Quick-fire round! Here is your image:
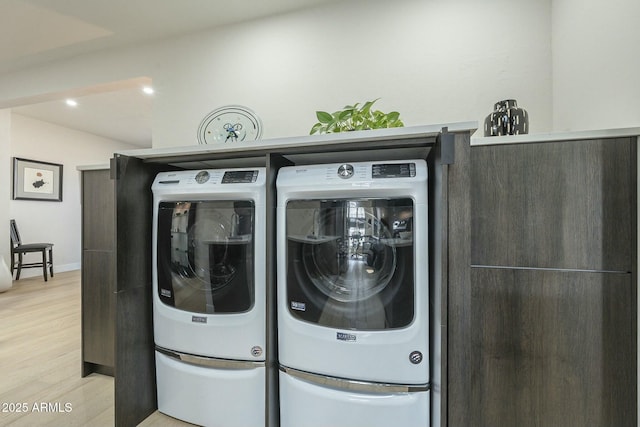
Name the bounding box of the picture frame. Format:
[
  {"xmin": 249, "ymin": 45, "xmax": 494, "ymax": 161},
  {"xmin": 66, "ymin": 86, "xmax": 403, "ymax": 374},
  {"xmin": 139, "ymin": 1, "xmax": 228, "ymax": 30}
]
[{"xmin": 12, "ymin": 157, "xmax": 63, "ymax": 202}]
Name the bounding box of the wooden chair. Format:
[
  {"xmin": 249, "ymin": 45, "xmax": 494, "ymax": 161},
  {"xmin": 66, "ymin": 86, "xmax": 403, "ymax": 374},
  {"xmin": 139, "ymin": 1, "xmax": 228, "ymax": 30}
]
[{"xmin": 9, "ymin": 219, "xmax": 54, "ymax": 281}]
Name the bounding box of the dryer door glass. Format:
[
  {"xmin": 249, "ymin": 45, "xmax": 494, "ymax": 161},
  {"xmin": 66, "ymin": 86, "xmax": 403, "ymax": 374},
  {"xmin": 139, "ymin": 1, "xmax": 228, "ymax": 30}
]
[
  {"xmin": 157, "ymin": 200, "xmax": 254, "ymax": 314},
  {"xmin": 286, "ymin": 198, "xmax": 414, "ymax": 330}
]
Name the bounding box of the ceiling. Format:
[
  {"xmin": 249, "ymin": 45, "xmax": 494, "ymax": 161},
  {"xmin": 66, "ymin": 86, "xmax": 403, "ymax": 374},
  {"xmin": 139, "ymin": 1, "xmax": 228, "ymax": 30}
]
[{"xmin": 3, "ymin": 0, "xmax": 343, "ymax": 147}]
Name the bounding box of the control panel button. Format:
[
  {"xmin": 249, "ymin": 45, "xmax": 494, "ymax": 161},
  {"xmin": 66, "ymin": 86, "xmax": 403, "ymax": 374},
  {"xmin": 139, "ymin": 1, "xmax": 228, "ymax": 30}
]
[{"xmin": 337, "ymin": 164, "xmax": 354, "ymax": 179}]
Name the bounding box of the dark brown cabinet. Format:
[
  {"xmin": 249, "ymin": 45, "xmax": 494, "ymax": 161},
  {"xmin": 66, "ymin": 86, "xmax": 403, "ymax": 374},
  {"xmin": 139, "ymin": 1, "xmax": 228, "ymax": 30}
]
[
  {"xmin": 81, "ymin": 162, "xmax": 160, "ymax": 425},
  {"xmin": 470, "ymin": 268, "xmax": 635, "ymax": 427},
  {"xmin": 471, "ymin": 138, "xmax": 634, "ymax": 271},
  {"xmin": 108, "ymin": 128, "xmax": 464, "ymax": 427},
  {"xmin": 81, "ymin": 168, "xmax": 116, "ymax": 377},
  {"xmin": 104, "ymin": 128, "xmax": 636, "ymax": 426},
  {"xmin": 448, "ymin": 137, "xmax": 637, "ymax": 427}
]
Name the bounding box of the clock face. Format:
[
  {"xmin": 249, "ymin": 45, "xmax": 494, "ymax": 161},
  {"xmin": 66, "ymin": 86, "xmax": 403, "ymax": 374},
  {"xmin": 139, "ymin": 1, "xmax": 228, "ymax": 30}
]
[{"xmin": 197, "ymin": 105, "xmax": 263, "ymax": 144}]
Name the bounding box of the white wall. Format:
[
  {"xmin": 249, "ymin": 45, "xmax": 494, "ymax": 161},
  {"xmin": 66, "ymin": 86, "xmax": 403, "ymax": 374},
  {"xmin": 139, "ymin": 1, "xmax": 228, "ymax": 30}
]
[
  {"xmin": 552, "ymin": 0, "xmax": 640, "ymax": 131},
  {"xmin": 8, "ymin": 114, "xmax": 138, "ymax": 278},
  {"xmin": 152, "ymin": 0, "xmax": 552, "ymax": 146},
  {"xmin": 1, "ymin": 0, "xmax": 638, "ymax": 144},
  {"xmin": 0, "ymin": 110, "xmax": 10, "ymax": 270},
  {"xmin": 0, "ymin": 0, "xmax": 551, "ymax": 283},
  {"xmin": 0, "ymin": 0, "xmax": 553, "ymax": 148},
  {"xmin": 1, "ymin": 0, "xmax": 638, "ymax": 272}
]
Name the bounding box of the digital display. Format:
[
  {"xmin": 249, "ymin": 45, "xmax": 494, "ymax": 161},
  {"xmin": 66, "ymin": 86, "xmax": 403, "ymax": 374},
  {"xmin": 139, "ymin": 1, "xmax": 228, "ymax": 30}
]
[
  {"xmin": 372, "ymin": 163, "xmax": 416, "ymax": 178},
  {"xmin": 222, "ymin": 170, "xmax": 259, "ymax": 184}
]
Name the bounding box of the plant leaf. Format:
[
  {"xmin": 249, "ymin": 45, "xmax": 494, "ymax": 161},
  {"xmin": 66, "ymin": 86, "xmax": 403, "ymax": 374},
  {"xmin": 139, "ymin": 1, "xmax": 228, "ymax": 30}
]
[
  {"xmin": 310, "ymin": 123, "xmax": 324, "ymax": 135},
  {"xmin": 313, "ymin": 99, "xmax": 403, "ymax": 132},
  {"xmin": 338, "ymin": 109, "xmax": 352, "ymax": 120},
  {"xmin": 361, "ymin": 99, "xmax": 379, "ymax": 115},
  {"xmin": 387, "ymin": 111, "xmax": 400, "ymax": 122},
  {"xmin": 330, "ymin": 122, "xmax": 344, "ymax": 133},
  {"xmin": 316, "ymin": 111, "xmax": 333, "ymax": 124}
]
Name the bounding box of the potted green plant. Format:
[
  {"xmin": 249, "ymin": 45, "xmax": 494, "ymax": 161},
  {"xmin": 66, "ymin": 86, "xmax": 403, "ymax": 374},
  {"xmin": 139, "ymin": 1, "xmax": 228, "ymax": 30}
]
[{"xmin": 310, "ymin": 99, "xmax": 404, "ymax": 134}]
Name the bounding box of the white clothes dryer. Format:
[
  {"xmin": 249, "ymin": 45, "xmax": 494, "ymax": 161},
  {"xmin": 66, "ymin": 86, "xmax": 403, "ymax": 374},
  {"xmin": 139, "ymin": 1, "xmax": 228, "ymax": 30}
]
[
  {"xmin": 152, "ymin": 168, "xmax": 266, "ymax": 427},
  {"xmin": 276, "ymin": 160, "xmax": 430, "ymax": 427}
]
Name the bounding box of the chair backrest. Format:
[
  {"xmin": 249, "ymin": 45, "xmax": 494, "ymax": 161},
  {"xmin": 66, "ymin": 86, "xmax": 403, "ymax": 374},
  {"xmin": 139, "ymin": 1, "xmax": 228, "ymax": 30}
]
[{"xmin": 10, "ymin": 219, "xmax": 21, "ymax": 247}]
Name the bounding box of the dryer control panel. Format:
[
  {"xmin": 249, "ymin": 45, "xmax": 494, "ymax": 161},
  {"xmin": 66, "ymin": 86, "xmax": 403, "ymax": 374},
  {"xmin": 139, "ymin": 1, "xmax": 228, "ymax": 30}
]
[
  {"xmin": 281, "ymin": 161, "xmax": 422, "ymax": 185},
  {"xmin": 335, "ymin": 162, "xmax": 416, "ymax": 179},
  {"xmin": 371, "ymin": 162, "xmax": 416, "ymax": 178},
  {"xmin": 153, "ymin": 169, "xmax": 262, "ymax": 188}
]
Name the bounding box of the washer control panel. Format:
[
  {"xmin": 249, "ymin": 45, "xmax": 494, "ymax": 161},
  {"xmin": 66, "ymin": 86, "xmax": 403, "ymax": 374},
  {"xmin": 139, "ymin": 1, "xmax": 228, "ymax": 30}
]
[
  {"xmin": 334, "ymin": 163, "xmax": 416, "ymax": 180},
  {"xmin": 372, "ymin": 162, "xmax": 416, "ymax": 178},
  {"xmin": 327, "ymin": 163, "xmax": 416, "ymax": 179},
  {"xmin": 278, "ymin": 160, "xmax": 424, "ymax": 186},
  {"xmin": 152, "ymin": 169, "xmax": 264, "ymax": 191}
]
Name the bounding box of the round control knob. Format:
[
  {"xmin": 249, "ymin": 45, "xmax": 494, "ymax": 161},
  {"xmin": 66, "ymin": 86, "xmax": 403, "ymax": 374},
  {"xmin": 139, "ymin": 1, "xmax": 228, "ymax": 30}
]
[
  {"xmin": 409, "ymin": 351, "xmax": 423, "ymax": 364},
  {"xmin": 195, "ymin": 171, "xmax": 210, "ymax": 184},
  {"xmin": 337, "ymin": 164, "xmax": 354, "ymax": 179}
]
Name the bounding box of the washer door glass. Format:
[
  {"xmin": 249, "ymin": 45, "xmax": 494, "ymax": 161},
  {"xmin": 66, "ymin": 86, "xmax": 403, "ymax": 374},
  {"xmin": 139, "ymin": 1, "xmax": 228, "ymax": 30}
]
[
  {"xmin": 157, "ymin": 200, "xmax": 254, "ymax": 314},
  {"xmin": 286, "ymin": 198, "xmax": 414, "ymax": 330}
]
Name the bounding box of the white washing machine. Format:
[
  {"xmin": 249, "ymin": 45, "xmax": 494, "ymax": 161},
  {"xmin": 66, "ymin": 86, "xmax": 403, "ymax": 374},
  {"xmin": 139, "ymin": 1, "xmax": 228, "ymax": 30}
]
[
  {"xmin": 276, "ymin": 160, "xmax": 430, "ymax": 427},
  {"xmin": 152, "ymin": 168, "xmax": 266, "ymax": 427}
]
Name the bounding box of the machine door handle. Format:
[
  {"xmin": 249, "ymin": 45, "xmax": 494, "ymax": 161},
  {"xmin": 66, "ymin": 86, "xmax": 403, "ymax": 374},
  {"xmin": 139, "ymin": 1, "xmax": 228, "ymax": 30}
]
[
  {"xmin": 280, "ymin": 365, "xmax": 429, "ymax": 394},
  {"xmin": 156, "ymin": 346, "xmax": 265, "ymax": 370}
]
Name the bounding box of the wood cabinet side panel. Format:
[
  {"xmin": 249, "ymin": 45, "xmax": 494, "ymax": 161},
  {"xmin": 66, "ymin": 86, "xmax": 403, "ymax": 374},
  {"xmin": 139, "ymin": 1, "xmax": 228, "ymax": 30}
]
[
  {"xmin": 81, "ymin": 250, "xmax": 116, "ymax": 367},
  {"xmin": 470, "ymin": 267, "xmax": 636, "ymax": 427},
  {"xmin": 445, "ymin": 133, "xmax": 472, "ymax": 426},
  {"xmin": 470, "ymin": 138, "xmax": 633, "ymax": 271},
  {"xmin": 82, "ymin": 169, "xmax": 115, "ymax": 250},
  {"xmin": 113, "ymin": 156, "xmax": 163, "ymax": 426}
]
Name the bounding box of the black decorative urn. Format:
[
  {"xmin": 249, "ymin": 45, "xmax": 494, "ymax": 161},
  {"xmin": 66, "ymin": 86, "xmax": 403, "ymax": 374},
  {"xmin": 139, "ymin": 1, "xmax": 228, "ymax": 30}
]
[{"xmin": 484, "ymin": 99, "xmax": 529, "ymax": 136}]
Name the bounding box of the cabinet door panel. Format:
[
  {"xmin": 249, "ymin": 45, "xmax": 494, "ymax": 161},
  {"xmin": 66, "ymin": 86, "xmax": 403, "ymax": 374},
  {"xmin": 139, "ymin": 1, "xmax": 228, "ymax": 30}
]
[
  {"xmin": 82, "ymin": 250, "xmax": 115, "ymax": 367},
  {"xmin": 468, "ymin": 267, "xmax": 636, "ymax": 427},
  {"xmin": 471, "ymin": 138, "xmax": 633, "ymax": 271},
  {"xmin": 82, "ymin": 169, "xmax": 115, "ymax": 251}
]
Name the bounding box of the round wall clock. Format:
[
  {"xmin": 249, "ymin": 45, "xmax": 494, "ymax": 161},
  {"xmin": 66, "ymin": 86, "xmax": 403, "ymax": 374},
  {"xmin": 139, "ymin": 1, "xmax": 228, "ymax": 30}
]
[{"xmin": 197, "ymin": 105, "xmax": 263, "ymax": 144}]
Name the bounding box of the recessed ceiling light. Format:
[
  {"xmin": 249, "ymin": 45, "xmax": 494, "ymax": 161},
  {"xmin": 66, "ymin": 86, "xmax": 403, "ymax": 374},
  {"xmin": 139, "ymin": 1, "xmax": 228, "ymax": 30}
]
[
  {"xmin": 65, "ymin": 99, "xmax": 78, "ymax": 107},
  {"xmin": 142, "ymin": 86, "xmax": 154, "ymax": 95}
]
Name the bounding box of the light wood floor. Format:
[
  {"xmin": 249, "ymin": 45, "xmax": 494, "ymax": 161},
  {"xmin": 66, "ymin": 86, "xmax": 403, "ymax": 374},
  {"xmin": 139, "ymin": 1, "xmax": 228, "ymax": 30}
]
[{"xmin": 0, "ymin": 270, "xmax": 192, "ymax": 427}]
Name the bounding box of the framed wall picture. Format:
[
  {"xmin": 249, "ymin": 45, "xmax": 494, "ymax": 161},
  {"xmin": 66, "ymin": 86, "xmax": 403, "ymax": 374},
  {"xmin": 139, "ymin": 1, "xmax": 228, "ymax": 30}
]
[{"xmin": 12, "ymin": 157, "xmax": 63, "ymax": 202}]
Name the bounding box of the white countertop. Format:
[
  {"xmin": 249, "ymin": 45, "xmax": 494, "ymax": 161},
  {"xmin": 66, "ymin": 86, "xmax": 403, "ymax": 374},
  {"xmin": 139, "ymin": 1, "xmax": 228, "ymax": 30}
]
[
  {"xmin": 471, "ymin": 126, "xmax": 640, "ymax": 146},
  {"xmin": 76, "ymin": 164, "xmax": 110, "ymax": 171},
  {"xmin": 116, "ymin": 122, "xmax": 478, "ymax": 160}
]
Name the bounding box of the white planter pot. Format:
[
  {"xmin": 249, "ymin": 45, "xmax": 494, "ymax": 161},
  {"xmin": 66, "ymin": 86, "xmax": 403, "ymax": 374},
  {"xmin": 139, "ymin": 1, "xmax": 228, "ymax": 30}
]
[{"xmin": 0, "ymin": 257, "xmax": 13, "ymax": 293}]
